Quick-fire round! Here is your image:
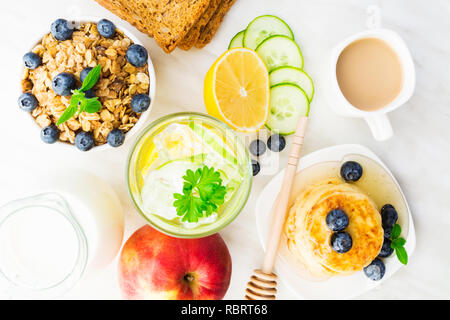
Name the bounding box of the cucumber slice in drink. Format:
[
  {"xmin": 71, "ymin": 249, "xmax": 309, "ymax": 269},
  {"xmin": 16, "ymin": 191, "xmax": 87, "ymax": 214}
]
[
  {"xmin": 155, "ymin": 153, "xmax": 207, "ymax": 171},
  {"xmin": 266, "ymin": 83, "xmax": 310, "ymax": 135},
  {"xmin": 243, "ymin": 15, "xmax": 294, "ymax": 50},
  {"xmin": 141, "ymin": 159, "xmax": 202, "ymax": 220},
  {"xmin": 228, "ymin": 30, "xmax": 245, "ymax": 49},
  {"xmin": 188, "ymin": 121, "xmax": 238, "ymax": 167},
  {"xmin": 269, "ymin": 67, "xmax": 314, "ymax": 101},
  {"xmin": 256, "ymin": 35, "xmax": 303, "ymax": 72}
]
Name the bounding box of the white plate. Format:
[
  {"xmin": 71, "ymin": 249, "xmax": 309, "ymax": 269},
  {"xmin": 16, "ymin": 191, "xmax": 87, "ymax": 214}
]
[{"xmin": 255, "ymin": 144, "xmax": 416, "ymax": 299}]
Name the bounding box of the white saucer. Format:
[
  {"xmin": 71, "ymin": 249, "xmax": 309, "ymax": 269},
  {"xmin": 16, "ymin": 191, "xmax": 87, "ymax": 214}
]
[{"xmin": 255, "ymin": 144, "xmax": 416, "ymax": 299}]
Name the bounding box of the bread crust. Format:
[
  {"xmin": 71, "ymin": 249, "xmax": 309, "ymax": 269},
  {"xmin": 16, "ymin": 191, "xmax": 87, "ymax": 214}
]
[
  {"xmin": 195, "ymin": 0, "xmax": 236, "ymax": 48},
  {"xmin": 179, "ymin": 0, "xmax": 222, "ymax": 50},
  {"xmin": 94, "ymin": 0, "xmax": 210, "ymax": 53}
]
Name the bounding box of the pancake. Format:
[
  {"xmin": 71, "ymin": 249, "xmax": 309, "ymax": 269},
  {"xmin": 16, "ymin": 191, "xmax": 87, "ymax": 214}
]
[{"xmin": 284, "ymin": 178, "xmax": 383, "ymax": 279}]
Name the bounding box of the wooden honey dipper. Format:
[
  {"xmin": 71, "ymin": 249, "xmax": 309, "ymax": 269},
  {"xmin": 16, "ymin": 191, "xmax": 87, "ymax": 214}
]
[{"xmin": 245, "ymin": 116, "xmax": 308, "ymax": 300}]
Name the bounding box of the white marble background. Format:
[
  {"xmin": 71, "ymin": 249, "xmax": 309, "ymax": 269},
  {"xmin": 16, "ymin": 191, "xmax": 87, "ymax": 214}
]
[{"xmin": 0, "ymin": 0, "xmax": 449, "ymax": 299}]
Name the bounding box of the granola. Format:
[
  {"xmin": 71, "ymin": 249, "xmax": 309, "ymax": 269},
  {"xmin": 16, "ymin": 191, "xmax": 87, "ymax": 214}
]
[{"xmin": 21, "ymin": 22, "xmax": 150, "ymax": 146}]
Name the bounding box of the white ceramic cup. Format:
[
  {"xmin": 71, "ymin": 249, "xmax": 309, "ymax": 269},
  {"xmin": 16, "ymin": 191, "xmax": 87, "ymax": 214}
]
[{"xmin": 329, "ymin": 29, "xmax": 415, "ymax": 141}]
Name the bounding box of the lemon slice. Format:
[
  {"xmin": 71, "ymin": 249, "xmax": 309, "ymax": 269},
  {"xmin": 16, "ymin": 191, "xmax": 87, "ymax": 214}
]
[
  {"xmin": 153, "ymin": 123, "xmax": 206, "ymax": 160},
  {"xmin": 204, "ymin": 48, "xmax": 270, "ymax": 132},
  {"xmin": 140, "ymin": 146, "xmax": 159, "ymax": 178}
]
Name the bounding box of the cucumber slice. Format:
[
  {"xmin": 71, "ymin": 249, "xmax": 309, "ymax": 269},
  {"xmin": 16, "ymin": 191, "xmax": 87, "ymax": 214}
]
[
  {"xmin": 243, "ymin": 15, "xmax": 294, "ymax": 50},
  {"xmin": 269, "ymin": 67, "xmax": 314, "ymax": 101},
  {"xmin": 266, "ymin": 83, "xmax": 309, "ymax": 135},
  {"xmin": 155, "ymin": 154, "xmax": 207, "ymax": 171},
  {"xmin": 188, "ymin": 121, "xmax": 238, "ymax": 167},
  {"xmin": 256, "ymin": 35, "xmax": 303, "ymax": 72},
  {"xmin": 228, "ymin": 30, "xmax": 245, "ymax": 49}
]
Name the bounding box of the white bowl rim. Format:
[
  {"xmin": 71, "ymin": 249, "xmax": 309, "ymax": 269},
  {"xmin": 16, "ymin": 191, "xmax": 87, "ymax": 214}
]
[{"xmin": 19, "ymin": 15, "xmax": 156, "ymax": 152}]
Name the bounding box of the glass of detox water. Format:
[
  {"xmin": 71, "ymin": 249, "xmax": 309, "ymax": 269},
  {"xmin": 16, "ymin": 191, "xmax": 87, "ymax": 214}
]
[{"xmin": 127, "ymin": 112, "xmax": 252, "ymax": 238}]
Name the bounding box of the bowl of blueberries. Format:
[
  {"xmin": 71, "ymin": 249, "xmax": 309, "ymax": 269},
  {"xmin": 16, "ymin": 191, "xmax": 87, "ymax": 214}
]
[{"xmin": 18, "ymin": 16, "xmax": 156, "ymax": 151}]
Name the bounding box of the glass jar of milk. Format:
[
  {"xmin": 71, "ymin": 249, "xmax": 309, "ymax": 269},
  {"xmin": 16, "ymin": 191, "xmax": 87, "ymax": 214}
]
[{"xmin": 0, "ymin": 172, "xmax": 124, "ymax": 299}]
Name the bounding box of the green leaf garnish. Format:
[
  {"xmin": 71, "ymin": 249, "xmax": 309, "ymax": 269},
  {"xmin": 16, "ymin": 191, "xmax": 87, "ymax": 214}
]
[
  {"xmin": 56, "ymin": 64, "xmax": 101, "ymax": 125},
  {"xmin": 390, "ymin": 223, "xmax": 408, "ymax": 265},
  {"xmin": 79, "ymin": 64, "xmax": 101, "ymax": 92},
  {"xmin": 56, "ymin": 95, "xmax": 80, "ymax": 125},
  {"xmin": 173, "ymin": 166, "xmax": 227, "ymax": 223},
  {"xmin": 392, "ymin": 237, "xmax": 406, "ymax": 247},
  {"xmin": 392, "ymin": 243, "xmax": 408, "ymax": 265},
  {"xmin": 83, "ymin": 97, "xmax": 102, "ymax": 113},
  {"xmin": 391, "ymin": 224, "xmax": 402, "ymax": 239}
]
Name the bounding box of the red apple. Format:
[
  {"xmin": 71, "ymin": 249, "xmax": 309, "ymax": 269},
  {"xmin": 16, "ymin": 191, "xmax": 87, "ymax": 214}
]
[{"xmin": 118, "ymin": 225, "xmax": 232, "ymax": 300}]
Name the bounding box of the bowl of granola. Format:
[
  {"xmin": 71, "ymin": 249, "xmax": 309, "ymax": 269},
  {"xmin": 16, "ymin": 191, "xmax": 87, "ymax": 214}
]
[{"xmin": 19, "ymin": 17, "xmax": 156, "ymax": 151}]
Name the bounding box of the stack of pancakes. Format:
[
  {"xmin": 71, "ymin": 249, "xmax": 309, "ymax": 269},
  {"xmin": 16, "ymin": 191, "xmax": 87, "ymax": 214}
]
[
  {"xmin": 94, "ymin": 0, "xmax": 236, "ymax": 53},
  {"xmin": 284, "ymin": 178, "xmax": 383, "ymax": 279}
]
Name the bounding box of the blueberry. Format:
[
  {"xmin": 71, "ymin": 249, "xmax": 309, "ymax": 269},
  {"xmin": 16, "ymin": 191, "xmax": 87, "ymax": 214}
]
[
  {"xmin": 381, "ymin": 204, "xmax": 398, "ymax": 228},
  {"xmin": 252, "ymin": 159, "xmax": 260, "ymax": 176},
  {"xmin": 383, "ymin": 225, "xmax": 393, "ymax": 239},
  {"xmin": 18, "ymin": 93, "xmax": 38, "ymax": 112},
  {"xmin": 249, "ymin": 139, "xmax": 266, "ymax": 156},
  {"xmin": 267, "ymin": 134, "xmax": 286, "ymax": 152},
  {"xmin": 378, "ymin": 238, "xmax": 394, "ymax": 258},
  {"xmin": 131, "ymin": 94, "xmax": 151, "ymax": 112},
  {"xmin": 340, "ymin": 161, "xmax": 363, "ymax": 182},
  {"xmin": 52, "ymin": 72, "xmax": 76, "ymax": 96},
  {"xmin": 84, "ymin": 89, "xmax": 96, "ymax": 98},
  {"xmin": 363, "ymin": 258, "xmax": 385, "ymax": 281},
  {"xmin": 40, "ymin": 125, "xmax": 60, "ymax": 144},
  {"xmin": 107, "ymin": 128, "xmax": 125, "ymax": 147},
  {"xmin": 50, "ymin": 19, "xmax": 74, "ymax": 41},
  {"xmin": 330, "ymin": 231, "xmax": 352, "ymax": 253},
  {"xmin": 23, "ymin": 52, "xmax": 41, "ymax": 70},
  {"xmin": 326, "ymin": 209, "xmax": 349, "ymax": 232},
  {"xmin": 80, "ymin": 67, "xmax": 93, "ymax": 83},
  {"xmin": 97, "ymin": 19, "xmax": 116, "ymax": 38},
  {"xmin": 75, "ymin": 131, "xmax": 94, "ymax": 151},
  {"xmin": 126, "ymin": 44, "xmax": 148, "ymax": 67}
]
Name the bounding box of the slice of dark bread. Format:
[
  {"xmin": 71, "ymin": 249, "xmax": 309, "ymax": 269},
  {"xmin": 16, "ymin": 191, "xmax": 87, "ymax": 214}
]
[
  {"xmin": 195, "ymin": 0, "xmax": 236, "ymax": 48},
  {"xmin": 178, "ymin": 0, "xmax": 222, "ymax": 50},
  {"xmin": 94, "ymin": 0, "xmax": 210, "ymax": 53}
]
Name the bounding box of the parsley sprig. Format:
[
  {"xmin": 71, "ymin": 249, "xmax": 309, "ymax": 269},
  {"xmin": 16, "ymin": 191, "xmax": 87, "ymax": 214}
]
[
  {"xmin": 173, "ymin": 166, "xmax": 227, "ymax": 223},
  {"xmin": 56, "ymin": 64, "xmax": 102, "ymax": 125},
  {"xmin": 390, "ymin": 223, "xmax": 408, "ymax": 265}
]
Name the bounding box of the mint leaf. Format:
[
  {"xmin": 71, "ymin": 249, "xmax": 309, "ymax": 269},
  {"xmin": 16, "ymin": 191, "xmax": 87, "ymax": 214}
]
[
  {"xmin": 394, "ymin": 245, "xmax": 408, "ymax": 265},
  {"xmin": 55, "ymin": 65, "xmax": 103, "ymax": 125},
  {"xmin": 392, "ymin": 237, "xmax": 406, "ymax": 247},
  {"xmin": 390, "ymin": 234, "xmax": 408, "ymax": 265},
  {"xmin": 83, "ymin": 98, "xmax": 102, "ymax": 113},
  {"xmin": 71, "ymin": 89, "xmax": 84, "ymax": 99},
  {"xmin": 391, "ymin": 224, "xmax": 402, "ymax": 239},
  {"xmin": 78, "ymin": 98, "xmax": 87, "ymax": 114},
  {"xmin": 79, "ymin": 64, "xmax": 101, "ymax": 92},
  {"xmin": 56, "ymin": 96, "xmax": 80, "ymax": 125}
]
